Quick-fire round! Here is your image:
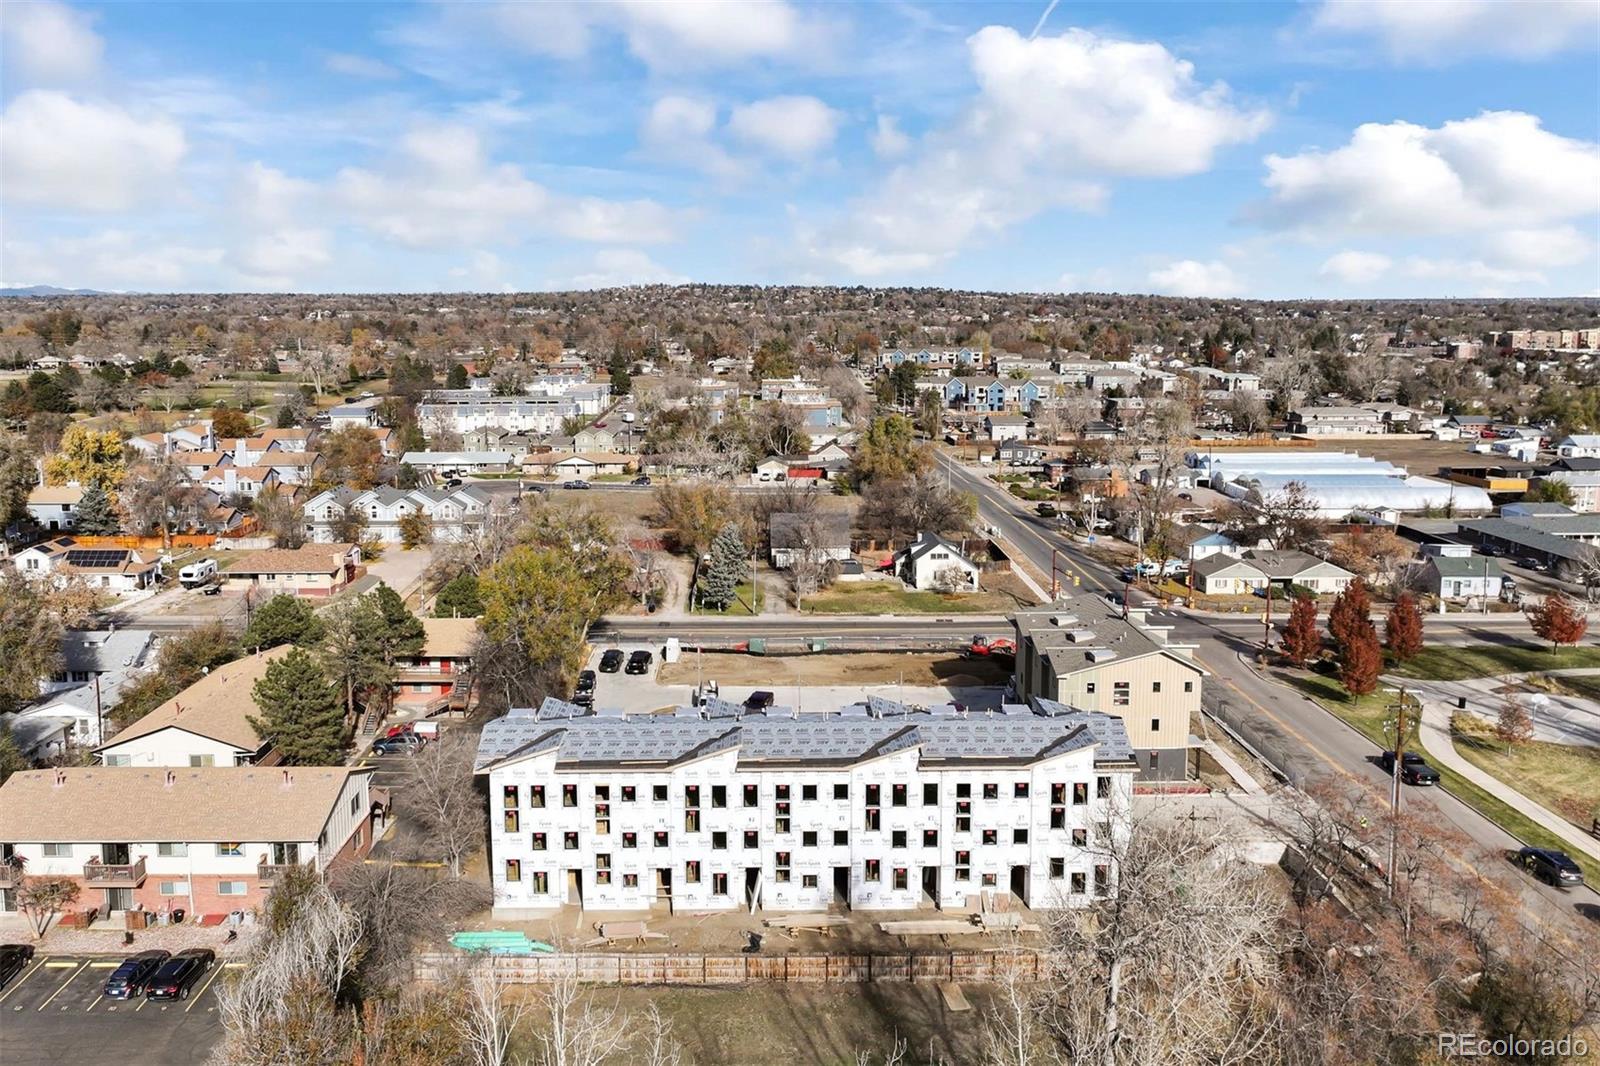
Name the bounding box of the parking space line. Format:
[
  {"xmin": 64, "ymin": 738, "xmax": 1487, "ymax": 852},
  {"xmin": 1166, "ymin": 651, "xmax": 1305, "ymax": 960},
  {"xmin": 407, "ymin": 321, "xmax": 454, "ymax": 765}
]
[
  {"xmin": 85, "ymin": 993, "xmax": 105, "ymax": 1012},
  {"xmin": 135, "ymin": 993, "xmax": 151, "ymax": 1012},
  {"xmin": 0, "ymin": 957, "xmax": 49, "ymax": 1006},
  {"xmin": 88, "ymin": 961, "xmax": 119, "ymax": 968},
  {"xmin": 37, "ymin": 961, "xmax": 89, "ymax": 1011},
  {"xmin": 185, "ymin": 963, "xmax": 226, "ymax": 1012}
]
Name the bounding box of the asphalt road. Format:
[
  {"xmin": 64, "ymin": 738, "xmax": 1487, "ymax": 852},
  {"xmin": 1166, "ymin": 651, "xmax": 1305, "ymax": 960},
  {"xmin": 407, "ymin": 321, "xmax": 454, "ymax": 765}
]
[
  {"xmin": 0, "ymin": 953, "xmax": 231, "ymax": 1066},
  {"xmin": 934, "ymin": 453, "xmax": 1600, "ymax": 947}
]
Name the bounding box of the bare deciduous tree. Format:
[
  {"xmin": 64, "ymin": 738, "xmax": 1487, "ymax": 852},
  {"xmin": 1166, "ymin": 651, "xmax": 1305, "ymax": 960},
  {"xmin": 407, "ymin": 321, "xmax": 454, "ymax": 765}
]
[{"xmin": 398, "ymin": 729, "xmax": 486, "ymax": 877}]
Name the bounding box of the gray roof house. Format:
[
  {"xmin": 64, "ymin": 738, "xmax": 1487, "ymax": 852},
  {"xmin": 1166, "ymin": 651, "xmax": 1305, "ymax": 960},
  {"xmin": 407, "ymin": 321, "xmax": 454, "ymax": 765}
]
[
  {"xmin": 768, "ymin": 512, "xmax": 852, "ymax": 569},
  {"xmin": 894, "ymin": 532, "xmax": 980, "ymax": 591}
]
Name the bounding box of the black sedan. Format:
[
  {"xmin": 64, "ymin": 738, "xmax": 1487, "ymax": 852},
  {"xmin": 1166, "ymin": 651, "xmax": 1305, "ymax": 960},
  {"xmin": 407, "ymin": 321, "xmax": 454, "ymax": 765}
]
[
  {"xmin": 1517, "ymin": 847, "xmax": 1585, "ymax": 888},
  {"xmin": 0, "ymin": 944, "xmax": 34, "ymax": 989},
  {"xmin": 573, "ymin": 669, "xmax": 596, "ymax": 706},
  {"xmin": 145, "ymin": 948, "xmax": 215, "ymax": 1001},
  {"xmin": 103, "ymin": 950, "xmax": 170, "ymax": 999},
  {"xmin": 625, "ymin": 649, "xmax": 654, "ymax": 675},
  {"xmin": 598, "ymin": 649, "xmax": 625, "ymax": 673}
]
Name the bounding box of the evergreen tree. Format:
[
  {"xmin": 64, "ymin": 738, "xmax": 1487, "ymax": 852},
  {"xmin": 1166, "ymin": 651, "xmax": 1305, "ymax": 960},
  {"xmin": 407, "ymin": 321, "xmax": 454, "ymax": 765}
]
[
  {"xmin": 701, "ymin": 523, "xmax": 746, "ymax": 610},
  {"xmin": 73, "ymin": 483, "xmax": 120, "ymax": 534},
  {"xmin": 372, "ymin": 583, "xmax": 426, "ymax": 661},
  {"xmin": 1327, "ymin": 578, "xmax": 1372, "ymax": 650},
  {"xmin": 446, "ymin": 363, "xmax": 469, "ymax": 389},
  {"xmin": 0, "ymin": 723, "xmax": 29, "ymax": 784},
  {"xmin": 1383, "ymin": 593, "xmax": 1424, "ymax": 662},
  {"xmin": 249, "ymin": 647, "xmax": 345, "ymax": 764},
  {"xmin": 433, "ymin": 573, "xmax": 484, "ymax": 617},
  {"xmin": 242, "ymin": 594, "xmax": 326, "ymax": 650},
  {"xmin": 1281, "ymin": 595, "xmax": 1321, "ymax": 667},
  {"xmin": 607, "ymin": 349, "xmax": 632, "ymax": 395},
  {"xmin": 275, "ymin": 404, "xmax": 297, "ymax": 428}
]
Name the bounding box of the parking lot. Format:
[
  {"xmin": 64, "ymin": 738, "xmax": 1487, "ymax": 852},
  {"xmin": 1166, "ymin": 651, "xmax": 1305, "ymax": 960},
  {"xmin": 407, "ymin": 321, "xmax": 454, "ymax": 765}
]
[{"xmin": 0, "ymin": 953, "xmax": 234, "ymax": 1065}]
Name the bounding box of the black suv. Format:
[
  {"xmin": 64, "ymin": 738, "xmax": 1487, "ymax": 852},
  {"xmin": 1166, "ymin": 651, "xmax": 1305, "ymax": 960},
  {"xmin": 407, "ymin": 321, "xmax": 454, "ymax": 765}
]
[
  {"xmin": 598, "ymin": 649, "xmax": 624, "ymax": 673},
  {"xmin": 574, "ymin": 669, "xmax": 596, "ymax": 706},
  {"xmin": 104, "ymin": 950, "xmax": 170, "ymax": 999},
  {"xmin": 145, "ymin": 948, "xmax": 215, "ymax": 1000},
  {"xmin": 1517, "ymin": 847, "xmax": 1585, "ymax": 888},
  {"xmin": 0, "ymin": 944, "xmax": 34, "ymax": 989},
  {"xmin": 1379, "ymin": 750, "xmax": 1440, "ymax": 786},
  {"xmin": 625, "ymin": 649, "xmax": 653, "ymax": 675}
]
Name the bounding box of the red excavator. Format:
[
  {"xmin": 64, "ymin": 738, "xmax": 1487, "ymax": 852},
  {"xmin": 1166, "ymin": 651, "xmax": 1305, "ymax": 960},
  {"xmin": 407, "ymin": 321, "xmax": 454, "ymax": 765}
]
[{"xmin": 966, "ymin": 634, "xmax": 1016, "ymax": 661}]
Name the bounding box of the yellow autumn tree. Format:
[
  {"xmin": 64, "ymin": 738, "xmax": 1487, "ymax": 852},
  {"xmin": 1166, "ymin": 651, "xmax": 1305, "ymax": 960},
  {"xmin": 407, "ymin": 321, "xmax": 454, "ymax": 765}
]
[{"xmin": 43, "ymin": 425, "xmax": 126, "ymax": 489}]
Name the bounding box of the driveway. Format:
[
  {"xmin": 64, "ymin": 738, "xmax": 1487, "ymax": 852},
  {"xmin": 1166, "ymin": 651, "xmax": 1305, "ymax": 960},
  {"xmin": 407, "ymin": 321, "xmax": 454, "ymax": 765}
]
[{"xmin": 352, "ymin": 545, "xmax": 437, "ymax": 602}]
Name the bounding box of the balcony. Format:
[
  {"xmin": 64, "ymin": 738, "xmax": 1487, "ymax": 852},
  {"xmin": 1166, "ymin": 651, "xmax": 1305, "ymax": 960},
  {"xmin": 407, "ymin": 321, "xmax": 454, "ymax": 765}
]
[
  {"xmin": 0, "ymin": 859, "xmax": 21, "ymax": 888},
  {"xmin": 83, "ymin": 857, "xmax": 146, "ymax": 886},
  {"xmin": 257, "ymin": 858, "xmax": 314, "ymax": 882}
]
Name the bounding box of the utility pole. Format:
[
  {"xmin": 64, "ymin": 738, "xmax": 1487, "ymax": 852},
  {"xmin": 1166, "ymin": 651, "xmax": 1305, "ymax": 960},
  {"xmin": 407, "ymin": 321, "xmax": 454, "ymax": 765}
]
[{"xmin": 1386, "ymin": 686, "xmax": 1409, "ymax": 899}]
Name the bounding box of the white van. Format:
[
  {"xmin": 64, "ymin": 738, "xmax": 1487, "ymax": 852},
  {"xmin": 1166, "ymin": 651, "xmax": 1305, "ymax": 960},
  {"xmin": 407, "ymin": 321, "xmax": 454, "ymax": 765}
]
[{"xmin": 179, "ymin": 559, "xmax": 218, "ymax": 588}]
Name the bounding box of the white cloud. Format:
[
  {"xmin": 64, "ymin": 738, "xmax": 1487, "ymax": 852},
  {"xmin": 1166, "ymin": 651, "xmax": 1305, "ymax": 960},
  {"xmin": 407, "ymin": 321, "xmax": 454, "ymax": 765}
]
[
  {"xmin": 871, "ymin": 115, "xmax": 911, "ymax": 159},
  {"xmin": 323, "ymin": 52, "xmax": 401, "ymax": 79},
  {"xmin": 1496, "ymin": 226, "xmax": 1595, "ymax": 270},
  {"xmin": 726, "ymin": 96, "xmax": 839, "ymax": 159},
  {"xmin": 1257, "ymin": 111, "xmax": 1600, "ymax": 236},
  {"xmin": 333, "ymin": 123, "xmax": 677, "ymax": 249},
  {"xmin": 803, "ymin": 24, "xmax": 1268, "ymax": 276},
  {"xmin": 1, "ymin": 0, "xmax": 103, "ymax": 87},
  {"xmin": 639, "ymin": 95, "xmax": 745, "ymax": 179},
  {"xmin": 1147, "ymin": 259, "xmax": 1244, "ymax": 297},
  {"xmin": 568, "ymin": 249, "xmax": 689, "ymax": 289},
  {"xmin": 394, "ymin": 0, "xmax": 824, "ymax": 75},
  {"xmin": 1312, "ymin": 0, "xmax": 1599, "ymax": 60},
  {"xmin": 1401, "ymin": 256, "xmax": 1546, "ymax": 295},
  {"xmin": 1319, "ymin": 250, "xmax": 1392, "ymax": 285},
  {"xmin": 228, "ymin": 163, "xmax": 332, "ymax": 285},
  {"xmin": 0, "ymin": 90, "xmax": 186, "ymax": 211},
  {"xmin": 3, "ymin": 230, "xmax": 223, "ymax": 291}
]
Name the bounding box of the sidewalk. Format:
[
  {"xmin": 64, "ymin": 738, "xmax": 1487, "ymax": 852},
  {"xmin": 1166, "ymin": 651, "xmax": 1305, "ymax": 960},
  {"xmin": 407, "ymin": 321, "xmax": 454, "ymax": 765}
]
[{"xmin": 1411, "ymin": 693, "xmax": 1600, "ymax": 864}]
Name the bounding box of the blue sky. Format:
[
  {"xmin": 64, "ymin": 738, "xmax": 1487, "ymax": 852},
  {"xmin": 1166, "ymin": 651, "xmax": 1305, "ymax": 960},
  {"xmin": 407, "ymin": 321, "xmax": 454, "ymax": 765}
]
[{"xmin": 2, "ymin": 0, "xmax": 1597, "ymax": 297}]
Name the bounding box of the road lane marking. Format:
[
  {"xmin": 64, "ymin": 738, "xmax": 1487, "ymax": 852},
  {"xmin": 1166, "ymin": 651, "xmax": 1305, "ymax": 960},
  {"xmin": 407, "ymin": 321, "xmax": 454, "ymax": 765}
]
[
  {"xmin": 0, "ymin": 958, "xmax": 48, "ymax": 1006},
  {"xmin": 185, "ymin": 963, "xmax": 226, "ymax": 1012},
  {"xmin": 36, "ymin": 961, "xmax": 88, "ymax": 1011}
]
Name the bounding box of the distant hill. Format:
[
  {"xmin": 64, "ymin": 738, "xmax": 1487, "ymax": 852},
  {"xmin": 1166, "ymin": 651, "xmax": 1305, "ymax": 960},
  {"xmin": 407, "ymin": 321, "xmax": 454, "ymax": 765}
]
[{"xmin": 0, "ymin": 285, "xmax": 111, "ymax": 297}]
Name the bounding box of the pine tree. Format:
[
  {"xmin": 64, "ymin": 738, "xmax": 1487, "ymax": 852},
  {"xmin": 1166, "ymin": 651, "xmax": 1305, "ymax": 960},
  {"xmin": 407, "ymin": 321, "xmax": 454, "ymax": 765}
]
[
  {"xmin": 1529, "ymin": 591, "xmax": 1588, "ymax": 652},
  {"xmin": 701, "ymin": 523, "xmax": 746, "ymax": 611},
  {"xmin": 1327, "ymin": 578, "xmax": 1372, "ymax": 649},
  {"xmin": 1338, "ymin": 625, "xmax": 1382, "ymax": 697},
  {"xmin": 1383, "ymin": 592, "xmax": 1425, "ymax": 662},
  {"xmin": 73, "ymin": 483, "xmax": 120, "ymax": 534},
  {"xmin": 242, "ymin": 594, "xmax": 325, "ymax": 650},
  {"xmin": 433, "ymin": 574, "xmax": 484, "ymax": 617},
  {"xmin": 447, "ymin": 363, "xmax": 469, "ymax": 389},
  {"xmin": 608, "ymin": 349, "xmax": 632, "ymax": 396},
  {"xmin": 1281, "ymin": 595, "xmax": 1321, "ymax": 667},
  {"xmin": 249, "ymin": 647, "xmax": 345, "ymax": 764},
  {"xmin": 0, "ymin": 723, "xmax": 28, "ymax": 784},
  {"xmin": 372, "ymin": 583, "xmax": 426, "ymax": 660}
]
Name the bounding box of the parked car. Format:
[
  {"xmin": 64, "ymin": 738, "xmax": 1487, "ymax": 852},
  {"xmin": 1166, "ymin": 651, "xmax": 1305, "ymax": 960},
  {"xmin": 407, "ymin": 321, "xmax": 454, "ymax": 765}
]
[
  {"xmin": 200, "ymin": 583, "xmax": 222, "ymax": 596},
  {"xmin": 574, "ymin": 669, "xmax": 596, "ymax": 706},
  {"xmin": 1518, "ymin": 557, "xmax": 1551, "ymax": 573},
  {"xmin": 598, "ymin": 649, "xmax": 624, "ymax": 673},
  {"xmin": 103, "ymin": 950, "xmax": 170, "ymax": 999},
  {"xmin": 625, "ymin": 649, "xmax": 653, "ymax": 675},
  {"xmin": 1378, "ymin": 750, "xmax": 1441, "ymax": 785},
  {"xmin": 1517, "ymin": 847, "xmax": 1585, "ymax": 888},
  {"xmin": 562, "ymin": 480, "xmax": 591, "ymax": 490},
  {"xmin": 0, "ymin": 944, "xmax": 34, "ymax": 989},
  {"xmin": 631, "ymin": 475, "xmax": 651, "ymax": 486},
  {"xmin": 372, "ymin": 732, "xmax": 426, "ymax": 755},
  {"xmin": 1035, "ymin": 503, "xmax": 1058, "ymax": 518},
  {"xmin": 145, "ymin": 948, "xmax": 215, "ymax": 1001},
  {"xmin": 744, "ymin": 690, "xmax": 775, "ymax": 711}
]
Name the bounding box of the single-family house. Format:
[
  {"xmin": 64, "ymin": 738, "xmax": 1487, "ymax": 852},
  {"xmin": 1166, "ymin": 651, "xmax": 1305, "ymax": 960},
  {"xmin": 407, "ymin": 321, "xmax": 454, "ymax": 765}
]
[
  {"xmin": 26, "ymin": 485, "xmax": 85, "ymax": 532},
  {"xmin": 220, "ymin": 543, "xmax": 360, "ymax": 597},
  {"xmin": 1555, "ymin": 435, "xmax": 1600, "ymax": 460},
  {"xmin": 1243, "ymin": 549, "xmax": 1355, "ymax": 594},
  {"xmin": 1190, "ymin": 555, "xmax": 1268, "ymax": 596},
  {"xmin": 1186, "ymin": 530, "xmax": 1242, "ymax": 562},
  {"xmin": 96, "ymin": 649, "xmax": 289, "ymax": 767},
  {"xmin": 1413, "ymin": 544, "xmax": 1503, "ymax": 601},
  {"xmin": 752, "ymin": 458, "xmax": 790, "ymax": 484},
  {"xmin": 10, "ymin": 537, "xmax": 161, "ymax": 594},
  {"xmin": 768, "ymin": 512, "xmax": 853, "ymax": 569},
  {"xmin": 984, "ymin": 414, "xmax": 1031, "ymax": 442},
  {"xmin": 894, "ymin": 532, "xmax": 981, "ymax": 591},
  {"xmin": 45, "ymin": 629, "xmax": 157, "ymax": 694}
]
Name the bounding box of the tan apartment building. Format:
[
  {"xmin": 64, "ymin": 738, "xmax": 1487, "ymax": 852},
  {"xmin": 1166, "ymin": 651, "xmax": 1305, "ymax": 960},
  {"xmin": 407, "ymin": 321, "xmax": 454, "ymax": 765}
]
[{"xmin": 1011, "ymin": 597, "xmax": 1206, "ymax": 781}]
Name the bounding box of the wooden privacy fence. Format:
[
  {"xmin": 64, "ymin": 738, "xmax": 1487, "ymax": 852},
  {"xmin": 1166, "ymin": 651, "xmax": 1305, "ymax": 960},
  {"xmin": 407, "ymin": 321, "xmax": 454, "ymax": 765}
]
[{"xmin": 415, "ymin": 951, "xmax": 1043, "ymax": 986}]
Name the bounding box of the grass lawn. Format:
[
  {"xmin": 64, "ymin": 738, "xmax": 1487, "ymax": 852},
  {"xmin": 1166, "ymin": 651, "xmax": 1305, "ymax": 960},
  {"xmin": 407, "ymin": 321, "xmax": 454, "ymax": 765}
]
[
  {"xmin": 799, "ymin": 582, "xmax": 1016, "ymax": 615},
  {"xmin": 1285, "ymin": 669, "xmax": 1592, "ymax": 858},
  {"xmin": 1451, "ymin": 714, "xmax": 1600, "ymax": 832},
  {"xmin": 691, "ymin": 580, "xmax": 762, "ymax": 616},
  {"xmin": 1392, "ymin": 642, "xmax": 1600, "ymax": 681}
]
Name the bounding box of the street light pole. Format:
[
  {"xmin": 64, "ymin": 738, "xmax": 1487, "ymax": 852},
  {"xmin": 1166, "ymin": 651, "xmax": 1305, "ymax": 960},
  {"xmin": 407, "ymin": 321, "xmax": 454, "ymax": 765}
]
[{"xmin": 1386, "ymin": 685, "xmax": 1409, "ymax": 899}]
